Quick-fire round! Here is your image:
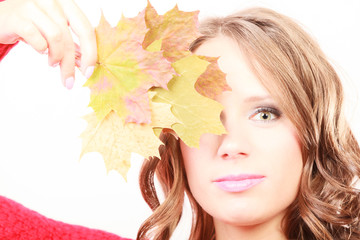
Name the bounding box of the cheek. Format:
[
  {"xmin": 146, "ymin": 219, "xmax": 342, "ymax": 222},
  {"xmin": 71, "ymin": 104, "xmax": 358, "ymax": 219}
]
[
  {"xmin": 180, "ymin": 137, "xmax": 216, "ymax": 197},
  {"xmin": 180, "ymin": 133, "xmax": 219, "ymax": 167},
  {"xmin": 258, "ymin": 123, "xmax": 303, "ymax": 201},
  {"xmin": 180, "ymin": 140, "xmax": 206, "ymax": 176}
]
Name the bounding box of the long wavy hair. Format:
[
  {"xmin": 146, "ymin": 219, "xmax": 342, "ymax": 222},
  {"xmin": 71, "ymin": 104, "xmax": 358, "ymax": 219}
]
[{"xmin": 137, "ymin": 7, "xmax": 360, "ymax": 240}]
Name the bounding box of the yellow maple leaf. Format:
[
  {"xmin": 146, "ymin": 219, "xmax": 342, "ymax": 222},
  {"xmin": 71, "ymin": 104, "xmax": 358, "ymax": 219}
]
[
  {"xmin": 151, "ymin": 55, "xmax": 227, "ymax": 147},
  {"xmin": 150, "ymin": 94, "xmax": 182, "ymax": 138},
  {"xmin": 80, "ymin": 111, "xmax": 162, "ymax": 179}
]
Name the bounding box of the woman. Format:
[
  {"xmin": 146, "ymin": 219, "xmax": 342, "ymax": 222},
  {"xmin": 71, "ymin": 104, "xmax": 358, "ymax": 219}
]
[
  {"xmin": 137, "ymin": 7, "xmax": 360, "ymax": 240},
  {"xmin": 1, "ymin": 0, "xmax": 359, "ymax": 240}
]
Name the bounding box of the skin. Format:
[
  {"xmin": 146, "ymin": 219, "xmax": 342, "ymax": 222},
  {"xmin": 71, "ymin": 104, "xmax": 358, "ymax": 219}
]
[
  {"xmin": 0, "ymin": 0, "xmax": 97, "ymax": 89},
  {"xmin": 180, "ymin": 35, "xmax": 303, "ymax": 239}
]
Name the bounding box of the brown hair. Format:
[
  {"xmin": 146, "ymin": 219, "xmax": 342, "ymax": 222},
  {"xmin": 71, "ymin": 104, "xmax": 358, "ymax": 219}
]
[{"xmin": 137, "ymin": 7, "xmax": 360, "ymax": 240}]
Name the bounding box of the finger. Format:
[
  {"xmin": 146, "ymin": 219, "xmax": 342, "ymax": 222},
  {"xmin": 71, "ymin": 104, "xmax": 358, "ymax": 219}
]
[
  {"xmin": 59, "ymin": 31, "xmax": 76, "ymax": 89},
  {"xmin": 12, "ymin": 20, "xmax": 48, "ymax": 53},
  {"xmin": 60, "ymin": 0, "xmax": 97, "ymax": 77},
  {"xmin": 26, "ymin": 2, "xmax": 65, "ymax": 67},
  {"xmin": 34, "ymin": 0, "xmax": 76, "ymax": 87}
]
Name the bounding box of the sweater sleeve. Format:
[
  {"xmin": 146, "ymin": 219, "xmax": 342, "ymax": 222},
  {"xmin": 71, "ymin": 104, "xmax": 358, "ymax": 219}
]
[
  {"xmin": 0, "ymin": 43, "xmax": 18, "ymax": 62},
  {"xmin": 0, "ymin": 195, "xmax": 133, "ymax": 240}
]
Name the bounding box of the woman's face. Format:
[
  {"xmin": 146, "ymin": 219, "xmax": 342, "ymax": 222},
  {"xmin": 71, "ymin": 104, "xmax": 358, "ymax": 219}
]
[{"xmin": 180, "ymin": 35, "xmax": 303, "ymax": 229}]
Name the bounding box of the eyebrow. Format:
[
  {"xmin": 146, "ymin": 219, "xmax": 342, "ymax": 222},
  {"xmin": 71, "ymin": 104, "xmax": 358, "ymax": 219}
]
[{"xmin": 243, "ymin": 95, "xmax": 273, "ymax": 103}]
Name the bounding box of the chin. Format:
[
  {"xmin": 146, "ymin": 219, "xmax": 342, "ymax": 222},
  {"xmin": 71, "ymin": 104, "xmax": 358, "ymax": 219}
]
[
  {"xmin": 219, "ymin": 210, "xmax": 266, "ymax": 226},
  {"xmin": 211, "ymin": 200, "xmax": 285, "ymax": 227}
]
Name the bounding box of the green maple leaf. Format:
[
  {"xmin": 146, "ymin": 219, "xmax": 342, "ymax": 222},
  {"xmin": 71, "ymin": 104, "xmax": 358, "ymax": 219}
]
[{"xmin": 84, "ymin": 11, "xmax": 174, "ymax": 123}]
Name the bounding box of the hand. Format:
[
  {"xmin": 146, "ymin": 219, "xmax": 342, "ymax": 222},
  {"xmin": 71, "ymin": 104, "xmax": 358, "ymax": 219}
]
[{"xmin": 0, "ymin": 0, "xmax": 97, "ymax": 89}]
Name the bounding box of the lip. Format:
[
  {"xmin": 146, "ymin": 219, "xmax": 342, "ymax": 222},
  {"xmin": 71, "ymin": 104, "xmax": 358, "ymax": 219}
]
[{"xmin": 213, "ymin": 174, "xmax": 265, "ymax": 193}]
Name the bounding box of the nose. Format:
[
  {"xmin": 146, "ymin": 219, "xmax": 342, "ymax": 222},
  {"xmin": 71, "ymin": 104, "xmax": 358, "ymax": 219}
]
[{"xmin": 217, "ymin": 111, "xmax": 251, "ymax": 160}]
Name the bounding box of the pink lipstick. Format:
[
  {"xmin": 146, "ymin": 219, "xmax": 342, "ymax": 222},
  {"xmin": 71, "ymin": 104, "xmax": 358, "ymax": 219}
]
[{"xmin": 213, "ymin": 174, "xmax": 265, "ymax": 193}]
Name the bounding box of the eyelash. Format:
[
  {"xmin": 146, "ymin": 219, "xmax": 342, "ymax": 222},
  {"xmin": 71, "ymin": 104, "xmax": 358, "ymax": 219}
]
[{"xmin": 250, "ymin": 107, "xmax": 282, "ymax": 122}]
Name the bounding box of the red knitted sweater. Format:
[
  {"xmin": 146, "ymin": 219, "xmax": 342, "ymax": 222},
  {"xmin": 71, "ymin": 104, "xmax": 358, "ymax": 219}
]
[
  {"xmin": 0, "ymin": 43, "xmax": 133, "ymax": 239},
  {"xmin": 0, "ymin": 195, "xmax": 131, "ymax": 240}
]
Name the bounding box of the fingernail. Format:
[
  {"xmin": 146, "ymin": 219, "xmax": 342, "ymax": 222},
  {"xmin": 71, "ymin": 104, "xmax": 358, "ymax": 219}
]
[
  {"xmin": 65, "ymin": 77, "xmax": 74, "ymax": 90},
  {"xmin": 52, "ymin": 62, "xmax": 60, "ymax": 68},
  {"xmin": 41, "ymin": 49, "xmax": 48, "ymax": 55},
  {"xmin": 85, "ymin": 66, "xmax": 95, "ymax": 79}
]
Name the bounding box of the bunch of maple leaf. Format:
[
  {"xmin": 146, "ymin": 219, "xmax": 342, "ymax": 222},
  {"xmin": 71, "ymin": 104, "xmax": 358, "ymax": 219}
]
[{"xmin": 80, "ymin": 2, "xmax": 230, "ymax": 179}]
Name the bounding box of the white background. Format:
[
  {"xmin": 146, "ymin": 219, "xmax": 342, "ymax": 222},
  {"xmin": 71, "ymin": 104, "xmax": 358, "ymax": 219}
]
[{"xmin": 0, "ymin": 0, "xmax": 359, "ymax": 239}]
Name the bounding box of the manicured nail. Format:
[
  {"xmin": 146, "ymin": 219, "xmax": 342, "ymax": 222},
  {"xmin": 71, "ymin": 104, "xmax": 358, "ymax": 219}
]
[
  {"xmin": 41, "ymin": 49, "xmax": 48, "ymax": 55},
  {"xmin": 85, "ymin": 66, "xmax": 95, "ymax": 79},
  {"xmin": 65, "ymin": 77, "xmax": 74, "ymax": 90},
  {"xmin": 52, "ymin": 62, "xmax": 60, "ymax": 68}
]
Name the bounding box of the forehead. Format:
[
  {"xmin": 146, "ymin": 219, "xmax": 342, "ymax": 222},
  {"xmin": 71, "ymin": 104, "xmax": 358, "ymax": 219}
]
[{"xmin": 194, "ymin": 35, "xmax": 271, "ymax": 100}]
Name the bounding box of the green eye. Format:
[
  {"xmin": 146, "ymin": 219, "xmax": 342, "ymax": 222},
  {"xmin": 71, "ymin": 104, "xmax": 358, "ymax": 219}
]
[
  {"xmin": 259, "ymin": 111, "xmax": 271, "ymax": 120},
  {"xmin": 254, "ymin": 111, "xmax": 274, "ymax": 121},
  {"xmin": 251, "ymin": 107, "xmax": 281, "ymax": 122}
]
